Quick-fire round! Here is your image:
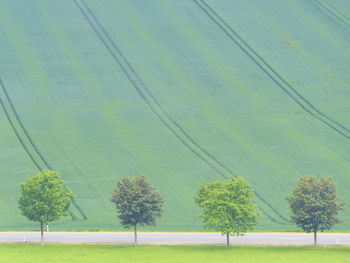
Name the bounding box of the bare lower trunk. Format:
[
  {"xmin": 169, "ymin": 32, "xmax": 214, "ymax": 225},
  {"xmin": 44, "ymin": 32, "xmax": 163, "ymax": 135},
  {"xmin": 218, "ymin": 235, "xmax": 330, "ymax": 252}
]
[
  {"xmin": 134, "ymin": 224, "xmax": 137, "ymax": 246},
  {"xmin": 40, "ymin": 222, "xmax": 44, "ymax": 246},
  {"xmin": 226, "ymin": 233, "xmax": 230, "ymax": 246},
  {"xmin": 313, "ymin": 231, "xmax": 317, "ymax": 248}
]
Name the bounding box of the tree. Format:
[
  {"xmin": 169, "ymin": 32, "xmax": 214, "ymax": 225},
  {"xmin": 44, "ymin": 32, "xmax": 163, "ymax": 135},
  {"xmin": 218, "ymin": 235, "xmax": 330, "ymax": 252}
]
[
  {"xmin": 195, "ymin": 177, "xmax": 259, "ymax": 246},
  {"xmin": 18, "ymin": 170, "xmax": 74, "ymax": 245},
  {"xmin": 287, "ymin": 176, "xmax": 344, "ymax": 247},
  {"xmin": 111, "ymin": 175, "xmax": 164, "ymax": 245}
]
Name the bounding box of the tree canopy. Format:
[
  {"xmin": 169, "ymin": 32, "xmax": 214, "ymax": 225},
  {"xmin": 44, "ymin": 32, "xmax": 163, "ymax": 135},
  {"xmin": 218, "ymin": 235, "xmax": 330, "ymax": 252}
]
[
  {"xmin": 110, "ymin": 175, "xmax": 164, "ymax": 245},
  {"xmin": 18, "ymin": 170, "xmax": 74, "ymax": 245},
  {"xmin": 287, "ymin": 176, "xmax": 344, "ymax": 247},
  {"xmin": 195, "ymin": 177, "xmax": 259, "ymax": 246}
]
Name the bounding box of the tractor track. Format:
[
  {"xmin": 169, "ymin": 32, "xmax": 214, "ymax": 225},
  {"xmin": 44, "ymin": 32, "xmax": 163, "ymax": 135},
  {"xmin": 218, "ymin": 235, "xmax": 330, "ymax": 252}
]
[
  {"xmin": 0, "ymin": 78, "xmax": 87, "ymax": 220},
  {"xmin": 313, "ymin": 0, "xmax": 350, "ymax": 26},
  {"xmin": 74, "ymin": 0, "xmax": 290, "ymax": 225},
  {"xmin": 73, "ymin": 0, "xmax": 239, "ymax": 181},
  {"xmin": 76, "ymin": 0, "xmax": 241, "ymax": 183},
  {"xmin": 0, "ymin": 78, "xmax": 52, "ymax": 170},
  {"xmin": 193, "ymin": 0, "xmax": 350, "ymax": 141},
  {"xmin": 199, "ymin": 0, "xmax": 350, "ymax": 133},
  {"xmin": 0, "ymin": 93, "xmax": 42, "ymax": 171}
]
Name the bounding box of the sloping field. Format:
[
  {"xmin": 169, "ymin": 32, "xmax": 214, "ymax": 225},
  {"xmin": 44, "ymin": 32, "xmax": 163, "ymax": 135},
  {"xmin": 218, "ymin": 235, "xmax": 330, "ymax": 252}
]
[{"xmin": 0, "ymin": 0, "xmax": 349, "ymax": 231}]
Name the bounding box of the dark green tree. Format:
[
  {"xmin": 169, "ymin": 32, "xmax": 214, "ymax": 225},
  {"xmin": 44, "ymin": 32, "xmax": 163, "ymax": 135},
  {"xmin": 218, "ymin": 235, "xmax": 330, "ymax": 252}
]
[
  {"xmin": 18, "ymin": 170, "xmax": 74, "ymax": 245},
  {"xmin": 195, "ymin": 177, "xmax": 259, "ymax": 246},
  {"xmin": 111, "ymin": 175, "xmax": 164, "ymax": 245},
  {"xmin": 287, "ymin": 176, "xmax": 344, "ymax": 247}
]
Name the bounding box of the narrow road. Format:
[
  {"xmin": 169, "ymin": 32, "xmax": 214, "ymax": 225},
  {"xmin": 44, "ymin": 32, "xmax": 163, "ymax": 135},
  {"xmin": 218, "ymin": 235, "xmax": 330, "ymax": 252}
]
[{"xmin": 0, "ymin": 232, "xmax": 349, "ymax": 245}]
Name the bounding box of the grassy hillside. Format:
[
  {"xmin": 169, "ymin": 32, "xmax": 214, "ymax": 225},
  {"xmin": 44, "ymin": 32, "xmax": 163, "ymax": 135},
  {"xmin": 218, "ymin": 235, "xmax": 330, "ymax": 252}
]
[{"xmin": 0, "ymin": 0, "xmax": 349, "ymax": 231}]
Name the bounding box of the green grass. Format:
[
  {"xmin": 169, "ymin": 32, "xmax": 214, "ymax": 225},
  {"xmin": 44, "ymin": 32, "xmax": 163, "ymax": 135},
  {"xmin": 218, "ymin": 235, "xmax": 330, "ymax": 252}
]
[
  {"xmin": 0, "ymin": 0, "xmax": 349, "ymax": 231},
  {"xmin": 1, "ymin": 245, "xmax": 350, "ymax": 263}
]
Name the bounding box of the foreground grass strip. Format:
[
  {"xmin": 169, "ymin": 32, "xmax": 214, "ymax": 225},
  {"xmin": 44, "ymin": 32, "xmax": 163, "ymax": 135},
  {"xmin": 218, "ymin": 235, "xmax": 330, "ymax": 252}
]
[{"xmin": 0, "ymin": 245, "xmax": 349, "ymax": 263}]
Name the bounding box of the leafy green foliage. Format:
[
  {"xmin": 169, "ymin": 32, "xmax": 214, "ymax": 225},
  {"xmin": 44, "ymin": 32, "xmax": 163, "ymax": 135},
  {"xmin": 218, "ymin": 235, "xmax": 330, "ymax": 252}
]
[
  {"xmin": 18, "ymin": 170, "xmax": 74, "ymax": 224},
  {"xmin": 195, "ymin": 177, "xmax": 259, "ymax": 241},
  {"xmin": 287, "ymin": 176, "xmax": 344, "ymax": 233},
  {"xmin": 111, "ymin": 175, "xmax": 164, "ymax": 229}
]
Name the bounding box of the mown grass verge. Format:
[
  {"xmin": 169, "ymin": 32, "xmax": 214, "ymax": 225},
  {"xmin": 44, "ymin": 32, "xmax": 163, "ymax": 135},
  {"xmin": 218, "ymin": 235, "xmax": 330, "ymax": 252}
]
[{"xmin": 1, "ymin": 244, "xmax": 350, "ymax": 263}]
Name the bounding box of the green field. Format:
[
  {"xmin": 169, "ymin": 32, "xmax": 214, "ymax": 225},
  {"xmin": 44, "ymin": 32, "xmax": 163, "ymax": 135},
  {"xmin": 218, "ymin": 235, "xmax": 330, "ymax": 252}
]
[
  {"xmin": 0, "ymin": 0, "xmax": 349, "ymax": 231},
  {"xmin": 1, "ymin": 245, "xmax": 350, "ymax": 263}
]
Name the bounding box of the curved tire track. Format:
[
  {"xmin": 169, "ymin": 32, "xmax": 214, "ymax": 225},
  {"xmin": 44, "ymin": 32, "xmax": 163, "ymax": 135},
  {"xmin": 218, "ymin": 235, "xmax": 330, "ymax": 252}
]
[
  {"xmin": 0, "ymin": 78, "xmax": 87, "ymax": 220},
  {"xmin": 74, "ymin": 0, "xmax": 290, "ymax": 225},
  {"xmin": 313, "ymin": 0, "xmax": 350, "ymax": 26},
  {"xmin": 193, "ymin": 0, "xmax": 350, "ymax": 141},
  {"xmin": 0, "ymin": 95, "xmax": 42, "ymax": 171},
  {"xmin": 199, "ymin": 0, "xmax": 350, "ymax": 135},
  {"xmin": 0, "ymin": 78, "xmax": 52, "ymax": 170}
]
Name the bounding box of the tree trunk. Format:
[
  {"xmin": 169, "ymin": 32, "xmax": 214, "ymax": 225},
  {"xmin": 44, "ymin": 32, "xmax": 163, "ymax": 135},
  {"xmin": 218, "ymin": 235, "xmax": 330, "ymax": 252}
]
[
  {"xmin": 134, "ymin": 224, "xmax": 138, "ymax": 246},
  {"xmin": 226, "ymin": 233, "xmax": 230, "ymax": 246},
  {"xmin": 40, "ymin": 222, "xmax": 44, "ymax": 246},
  {"xmin": 313, "ymin": 231, "xmax": 317, "ymax": 248}
]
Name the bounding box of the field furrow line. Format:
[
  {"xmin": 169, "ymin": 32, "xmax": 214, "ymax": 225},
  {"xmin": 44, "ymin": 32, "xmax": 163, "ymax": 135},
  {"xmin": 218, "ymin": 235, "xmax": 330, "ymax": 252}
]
[
  {"xmin": 0, "ymin": 78, "xmax": 87, "ymax": 220},
  {"xmin": 194, "ymin": 0, "xmax": 350, "ymax": 142},
  {"xmin": 200, "ymin": 0, "xmax": 350, "ymax": 134},
  {"xmin": 74, "ymin": 0, "xmax": 290, "ymax": 225},
  {"xmin": 313, "ymin": 0, "xmax": 350, "ymax": 26},
  {"xmin": 0, "ymin": 94, "xmax": 42, "ymax": 171},
  {"xmin": 73, "ymin": 0, "xmax": 233, "ymax": 180},
  {"xmin": 0, "ymin": 78, "xmax": 51, "ymax": 170},
  {"xmin": 78, "ymin": 0, "xmax": 242, "ymax": 183}
]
